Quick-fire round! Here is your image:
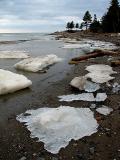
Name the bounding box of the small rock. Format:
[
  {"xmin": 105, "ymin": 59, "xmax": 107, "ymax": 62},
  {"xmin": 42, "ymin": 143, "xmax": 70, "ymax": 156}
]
[
  {"xmin": 90, "ymin": 104, "xmax": 96, "ymax": 109},
  {"xmin": 19, "ymin": 156, "xmax": 26, "ymax": 160},
  {"xmin": 89, "ymin": 147, "xmax": 95, "ymax": 155},
  {"xmin": 33, "ymin": 153, "xmax": 37, "ymax": 156},
  {"xmin": 105, "ymin": 128, "xmax": 111, "ymax": 131}
]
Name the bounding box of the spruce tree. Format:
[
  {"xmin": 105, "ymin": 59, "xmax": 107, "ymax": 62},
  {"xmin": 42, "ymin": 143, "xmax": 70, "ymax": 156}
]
[
  {"xmin": 83, "ymin": 11, "xmax": 92, "ymax": 30},
  {"xmin": 66, "ymin": 22, "xmax": 70, "ymax": 31},
  {"xmin": 102, "ymin": 0, "xmax": 120, "ymax": 32},
  {"xmin": 75, "ymin": 23, "xmax": 79, "ymax": 30},
  {"xmin": 69, "ymin": 21, "xmax": 75, "ymax": 31},
  {"xmin": 90, "ymin": 14, "xmax": 101, "ymax": 32},
  {"xmin": 80, "ymin": 22, "xmax": 84, "ymax": 30}
]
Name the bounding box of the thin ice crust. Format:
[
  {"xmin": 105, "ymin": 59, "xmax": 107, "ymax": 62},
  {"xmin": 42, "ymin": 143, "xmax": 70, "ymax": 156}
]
[
  {"xmin": 85, "ymin": 64, "xmax": 117, "ymax": 83},
  {"xmin": 17, "ymin": 106, "xmax": 98, "ymax": 154},
  {"xmin": 0, "ymin": 51, "xmax": 29, "ymax": 59}
]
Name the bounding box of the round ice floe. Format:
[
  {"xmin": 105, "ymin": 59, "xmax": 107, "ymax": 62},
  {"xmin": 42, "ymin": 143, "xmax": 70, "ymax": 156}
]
[
  {"xmin": 86, "ymin": 64, "xmax": 116, "ymax": 74},
  {"xmin": 17, "ymin": 106, "xmax": 98, "ymax": 154}
]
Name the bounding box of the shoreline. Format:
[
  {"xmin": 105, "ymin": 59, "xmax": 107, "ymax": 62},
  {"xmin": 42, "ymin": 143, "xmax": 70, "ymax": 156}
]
[
  {"xmin": 0, "ymin": 32, "xmax": 120, "ymax": 160},
  {"xmin": 52, "ymin": 30, "xmax": 120, "ymax": 47}
]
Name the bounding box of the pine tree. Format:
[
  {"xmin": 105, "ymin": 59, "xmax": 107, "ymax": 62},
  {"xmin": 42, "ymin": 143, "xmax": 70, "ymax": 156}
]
[
  {"xmin": 83, "ymin": 11, "xmax": 92, "ymax": 30},
  {"xmin": 80, "ymin": 22, "xmax": 84, "ymax": 30},
  {"xmin": 69, "ymin": 21, "xmax": 75, "ymax": 31},
  {"xmin": 75, "ymin": 23, "xmax": 79, "ymax": 30},
  {"xmin": 102, "ymin": 0, "xmax": 120, "ymax": 32},
  {"xmin": 66, "ymin": 22, "xmax": 70, "ymax": 31},
  {"xmin": 90, "ymin": 14, "xmax": 101, "ymax": 32},
  {"xmin": 93, "ymin": 14, "xmax": 97, "ymax": 22}
]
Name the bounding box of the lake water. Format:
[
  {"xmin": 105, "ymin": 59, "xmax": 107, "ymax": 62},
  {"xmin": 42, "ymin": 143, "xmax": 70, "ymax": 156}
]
[{"xmin": 0, "ymin": 33, "xmax": 85, "ymax": 125}]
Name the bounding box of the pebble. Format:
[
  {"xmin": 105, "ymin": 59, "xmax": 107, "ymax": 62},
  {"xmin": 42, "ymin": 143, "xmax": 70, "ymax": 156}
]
[
  {"xmin": 19, "ymin": 156, "xmax": 26, "ymax": 160},
  {"xmin": 90, "ymin": 104, "xmax": 96, "ymax": 109},
  {"xmin": 33, "ymin": 153, "xmax": 37, "ymax": 156},
  {"xmin": 89, "ymin": 147, "xmax": 95, "ymax": 155}
]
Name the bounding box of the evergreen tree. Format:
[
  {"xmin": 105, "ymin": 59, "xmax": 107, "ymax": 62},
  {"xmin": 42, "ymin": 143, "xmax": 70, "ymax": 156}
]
[
  {"xmin": 69, "ymin": 21, "xmax": 75, "ymax": 30},
  {"xmin": 102, "ymin": 0, "xmax": 120, "ymax": 32},
  {"xmin": 83, "ymin": 11, "xmax": 92, "ymax": 30},
  {"xmin": 80, "ymin": 22, "xmax": 84, "ymax": 30},
  {"xmin": 66, "ymin": 22, "xmax": 70, "ymax": 31},
  {"xmin": 90, "ymin": 14, "xmax": 101, "ymax": 32},
  {"xmin": 75, "ymin": 23, "xmax": 79, "ymax": 30},
  {"xmin": 93, "ymin": 14, "xmax": 97, "ymax": 22}
]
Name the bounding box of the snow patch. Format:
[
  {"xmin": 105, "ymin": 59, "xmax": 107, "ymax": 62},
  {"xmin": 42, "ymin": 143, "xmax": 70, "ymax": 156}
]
[
  {"xmin": 58, "ymin": 93, "xmax": 107, "ymax": 102},
  {"xmin": 85, "ymin": 64, "xmax": 116, "ymax": 83},
  {"xmin": 0, "ymin": 51, "xmax": 29, "ymax": 59},
  {"xmin": 96, "ymin": 106, "xmax": 113, "ymax": 115},
  {"xmin": 70, "ymin": 76, "xmax": 100, "ymax": 92},
  {"xmin": 14, "ymin": 55, "xmax": 62, "ymax": 72},
  {"xmin": 17, "ymin": 106, "xmax": 98, "ymax": 154},
  {"xmin": 0, "ymin": 69, "xmax": 32, "ymax": 95}
]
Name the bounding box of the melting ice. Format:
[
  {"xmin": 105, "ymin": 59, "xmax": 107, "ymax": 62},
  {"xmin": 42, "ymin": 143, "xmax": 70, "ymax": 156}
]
[
  {"xmin": 58, "ymin": 93, "xmax": 107, "ymax": 102},
  {"xmin": 62, "ymin": 39, "xmax": 117, "ymax": 51},
  {"xmin": 14, "ymin": 55, "xmax": 62, "ymax": 72},
  {"xmin": 0, "ymin": 51, "xmax": 29, "ymax": 59},
  {"xmin": 17, "ymin": 106, "xmax": 98, "ymax": 154},
  {"xmin": 85, "ymin": 64, "xmax": 116, "ymax": 83},
  {"xmin": 70, "ymin": 76, "xmax": 100, "ymax": 92},
  {"xmin": 96, "ymin": 105, "xmax": 113, "ymax": 115},
  {"xmin": 0, "ymin": 69, "xmax": 32, "ymax": 95}
]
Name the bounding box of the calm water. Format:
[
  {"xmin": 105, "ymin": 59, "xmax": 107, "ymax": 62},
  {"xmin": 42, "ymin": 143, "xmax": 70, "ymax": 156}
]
[
  {"xmin": 0, "ymin": 33, "xmax": 85, "ymax": 125},
  {"xmin": 0, "ymin": 33, "xmax": 50, "ymax": 41}
]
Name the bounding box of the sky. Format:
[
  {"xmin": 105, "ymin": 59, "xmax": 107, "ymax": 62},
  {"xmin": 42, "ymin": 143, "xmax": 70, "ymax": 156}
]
[{"xmin": 0, "ymin": 0, "xmax": 119, "ymax": 33}]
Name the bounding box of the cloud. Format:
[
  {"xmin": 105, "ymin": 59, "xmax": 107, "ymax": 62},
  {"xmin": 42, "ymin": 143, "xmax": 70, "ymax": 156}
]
[{"xmin": 0, "ymin": 0, "xmax": 119, "ymax": 32}]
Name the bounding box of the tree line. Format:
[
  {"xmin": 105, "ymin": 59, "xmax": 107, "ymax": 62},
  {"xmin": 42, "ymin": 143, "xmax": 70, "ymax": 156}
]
[{"xmin": 66, "ymin": 0, "xmax": 120, "ymax": 33}]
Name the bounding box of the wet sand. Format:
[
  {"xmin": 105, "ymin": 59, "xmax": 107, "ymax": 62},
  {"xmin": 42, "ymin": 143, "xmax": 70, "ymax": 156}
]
[{"xmin": 0, "ymin": 33, "xmax": 120, "ymax": 160}]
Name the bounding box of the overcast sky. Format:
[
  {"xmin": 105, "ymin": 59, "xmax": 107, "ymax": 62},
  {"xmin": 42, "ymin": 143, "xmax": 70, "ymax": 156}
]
[{"xmin": 0, "ymin": 0, "xmax": 119, "ymax": 33}]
